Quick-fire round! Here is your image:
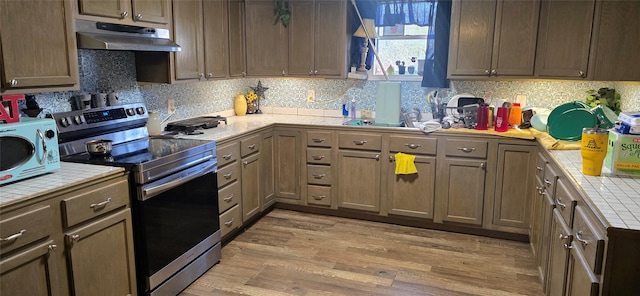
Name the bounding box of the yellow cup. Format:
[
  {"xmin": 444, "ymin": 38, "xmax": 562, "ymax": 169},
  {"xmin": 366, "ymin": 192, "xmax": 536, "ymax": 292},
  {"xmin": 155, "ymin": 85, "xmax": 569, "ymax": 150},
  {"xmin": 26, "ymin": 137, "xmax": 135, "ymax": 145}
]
[{"xmin": 581, "ymin": 128, "xmax": 609, "ymax": 176}]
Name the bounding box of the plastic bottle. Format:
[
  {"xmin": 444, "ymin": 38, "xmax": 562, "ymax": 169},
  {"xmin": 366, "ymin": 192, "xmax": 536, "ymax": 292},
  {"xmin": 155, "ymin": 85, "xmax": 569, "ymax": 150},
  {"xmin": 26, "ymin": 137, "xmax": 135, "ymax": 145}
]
[
  {"xmin": 508, "ymin": 102, "xmax": 522, "ymax": 127},
  {"xmin": 350, "ymin": 99, "xmax": 356, "ymax": 119},
  {"xmin": 342, "ymin": 97, "xmax": 349, "ymax": 118}
]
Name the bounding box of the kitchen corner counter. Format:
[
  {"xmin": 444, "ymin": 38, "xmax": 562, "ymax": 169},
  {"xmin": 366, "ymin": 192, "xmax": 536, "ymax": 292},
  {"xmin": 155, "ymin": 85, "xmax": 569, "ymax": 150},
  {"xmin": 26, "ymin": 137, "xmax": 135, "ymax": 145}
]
[{"xmin": 0, "ymin": 162, "xmax": 125, "ymax": 208}]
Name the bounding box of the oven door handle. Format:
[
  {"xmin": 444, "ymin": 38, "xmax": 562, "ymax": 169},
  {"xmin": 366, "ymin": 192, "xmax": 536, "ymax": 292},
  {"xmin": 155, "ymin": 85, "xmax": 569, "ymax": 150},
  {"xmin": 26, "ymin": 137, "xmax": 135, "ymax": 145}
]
[{"xmin": 141, "ymin": 161, "xmax": 216, "ymax": 200}]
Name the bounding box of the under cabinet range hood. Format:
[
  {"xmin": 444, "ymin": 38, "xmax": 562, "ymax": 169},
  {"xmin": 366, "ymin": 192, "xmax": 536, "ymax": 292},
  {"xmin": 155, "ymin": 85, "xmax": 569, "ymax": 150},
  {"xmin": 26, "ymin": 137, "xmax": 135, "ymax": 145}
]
[{"xmin": 75, "ymin": 20, "xmax": 181, "ymax": 52}]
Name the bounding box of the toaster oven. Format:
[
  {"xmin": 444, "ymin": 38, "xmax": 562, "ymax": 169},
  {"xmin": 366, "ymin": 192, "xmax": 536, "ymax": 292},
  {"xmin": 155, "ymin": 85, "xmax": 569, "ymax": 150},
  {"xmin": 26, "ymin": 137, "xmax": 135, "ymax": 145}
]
[{"xmin": 0, "ymin": 118, "xmax": 60, "ymax": 185}]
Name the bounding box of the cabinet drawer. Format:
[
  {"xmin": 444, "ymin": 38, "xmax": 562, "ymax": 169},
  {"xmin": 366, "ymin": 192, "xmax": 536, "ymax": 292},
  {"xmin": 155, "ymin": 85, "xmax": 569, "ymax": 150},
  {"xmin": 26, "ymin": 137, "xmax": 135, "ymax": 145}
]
[
  {"xmin": 306, "ymin": 148, "xmax": 331, "ymax": 165},
  {"xmin": 240, "ymin": 134, "xmax": 261, "ymax": 157},
  {"xmin": 554, "ymin": 179, "xmax": 578, "ymax": 227},
  {"xmin": 217, "ymin": 142, "xmax": 240, "ymax": 167},
  {"xmin": 307, "ymin": 131, "xmax": 333, "ymax": 147},
  {"xmin": 220, "ymin": 204, "xmax": 241, "ymax": 238},
  {"xmin": 389, "ymin": 136, "xmax": 437, "ymax": 155},
  {"xmin": 307, "ymin": 185, "xmax": 331, "ymax": 206},
  {"xmin": 573, "ymin": 205, "xmax": 606, "ymax": 275},
  {"xmin": 62, "ymin": 178, "xmax": 129, "ymax": 228},
  {"xmin": 542, "ymin": 164, "xmax": 559, "ymax": 197},
  {"xmin": 444, "ymin": 139, "xmax": 488, "ymax": 158},
  {"xmin": 338, "ymin": 132, "xmax": 382, "ymax": 151},
  {"xmin": 218, "ymin": 180, "xmax": 241, "ymax": 213},
  {"xmin": 307, "ymin": 165, "xmax": 332, "ymax": 185},
  {"xmin": 218, "ymin": 162, "xmax": 240, "ymax": 188},
  {"xmin": 535, "ymin": 152, "xmax": 549, "ymax": 181},
  {"xmin": 0, "ymin": 206, "xmax": 53, "ymax": 254}
]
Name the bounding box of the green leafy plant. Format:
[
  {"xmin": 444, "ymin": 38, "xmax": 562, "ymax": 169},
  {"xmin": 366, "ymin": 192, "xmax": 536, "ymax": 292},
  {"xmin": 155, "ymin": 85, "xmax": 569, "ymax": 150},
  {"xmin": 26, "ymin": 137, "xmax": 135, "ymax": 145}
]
[
  {"xmin": 586, "ymin": 87, "xmax": 622, "ymax": 115},
  {"xmin": 274, "ymin": 0, "xmax": 290, "ymax": 27}
]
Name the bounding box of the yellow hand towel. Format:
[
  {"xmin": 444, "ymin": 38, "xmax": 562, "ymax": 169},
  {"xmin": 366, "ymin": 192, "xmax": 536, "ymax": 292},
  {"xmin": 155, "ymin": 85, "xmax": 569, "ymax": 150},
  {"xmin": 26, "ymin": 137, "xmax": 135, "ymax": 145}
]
[{"xmin": 395, "ymin": 152, "xmax": 418, "ymax": 175}]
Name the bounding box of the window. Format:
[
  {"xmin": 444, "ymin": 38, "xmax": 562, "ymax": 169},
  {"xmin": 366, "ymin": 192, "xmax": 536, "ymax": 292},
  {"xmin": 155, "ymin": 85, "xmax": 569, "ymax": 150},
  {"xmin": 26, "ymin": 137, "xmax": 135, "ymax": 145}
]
[{"xmin": 370, "ymin": 24, "xmax": 431, "ymax": 80}]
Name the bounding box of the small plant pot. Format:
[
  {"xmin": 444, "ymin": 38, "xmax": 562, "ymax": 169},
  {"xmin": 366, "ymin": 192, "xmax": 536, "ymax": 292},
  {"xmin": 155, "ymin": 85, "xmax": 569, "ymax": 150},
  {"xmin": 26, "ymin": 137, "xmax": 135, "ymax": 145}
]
[
  {"xmin": 408, "ymin": 66, "xmax": 415, "ymax": 74},
  {"xmin": 398, "ymin": 66, "xmax": 406, "ymax": 74}
]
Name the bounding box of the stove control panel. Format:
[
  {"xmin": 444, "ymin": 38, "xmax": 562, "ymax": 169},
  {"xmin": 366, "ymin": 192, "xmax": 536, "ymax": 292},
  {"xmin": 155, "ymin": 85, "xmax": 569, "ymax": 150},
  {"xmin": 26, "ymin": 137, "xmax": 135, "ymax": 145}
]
[{"xmin": 49, "ymin": 103, "xmax": 148, "ymax": 134}]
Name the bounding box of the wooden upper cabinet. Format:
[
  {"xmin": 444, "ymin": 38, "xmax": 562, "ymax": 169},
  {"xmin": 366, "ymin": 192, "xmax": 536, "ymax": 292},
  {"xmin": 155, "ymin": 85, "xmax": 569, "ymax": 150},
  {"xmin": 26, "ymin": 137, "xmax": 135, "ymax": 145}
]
[
  {"xmin": 313, "ymin": 0, "xmax": 347, "ymax": 77},
  {"xmin": 172, "ymin": 0, "xmax": 205, "ymax": 81},
  {"xmin": 288, "ymin": 0, "xmax": 316, "ymax": 76},
  {"xmin": 203, "ymin": 0, "xmax": 229, "ymax": 79},
  {"xmin": 535, "ymin": 0, "xmax": 595, "ymax": 79},
  {"xmin": 0, "ymin": 0, "xmax": 79, "ymax": 94},
  {"xmin": 590, "ymin": 1, "xmax": 640, "ymax": 81},
  {"xmin": 77, "ymin": 0, "xmax": 171, "ymax": 25},
  {"xmin": 228, "ymin": 0, "xmax": 246, "ymax": 77},
  {"xmin": 448, "ymin": 0, "xmax": 539, "ymax": 78},
  {"xmin": 245, "ymin": 0, "xmax": 288, "ymax": 76}
]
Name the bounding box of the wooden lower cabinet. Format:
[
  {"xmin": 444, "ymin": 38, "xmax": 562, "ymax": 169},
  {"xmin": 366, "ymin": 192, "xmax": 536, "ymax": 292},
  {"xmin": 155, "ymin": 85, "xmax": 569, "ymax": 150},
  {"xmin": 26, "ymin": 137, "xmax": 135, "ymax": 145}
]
[
  {"xmin": 64, "ymin": 209, "xmax": 136, "ymax": 296},
  {"xmin": 547, "ymin": 209, "xmax": 573, "ymax": 296},
  {"xmin": 0, "ymin": 240, "xmax": 61, "ymax": 296},
  {"xmin": 337, "ymin": 150, "xmax": 381, "ymax": 212},
  {"xmin": 241, "ymin": 152, "xmax": 261, "ymax": 222},
  {"xmin": 387, "ymin": 155, "xmax": 436, "ymax": 219},
  {"xmin": 274, "ymin": 129, "xmax": 300, "ymax": 201},
  {"xmin": 261, "ymin": 131, "xmax": 276, "ymax": 208},
  {"xmin": 436, "ymin": 158, "xmax": 486, "ymax": 225},
  {"xmin": 566, "ymin": 241, "xmax": 600, "ymax": 296}
]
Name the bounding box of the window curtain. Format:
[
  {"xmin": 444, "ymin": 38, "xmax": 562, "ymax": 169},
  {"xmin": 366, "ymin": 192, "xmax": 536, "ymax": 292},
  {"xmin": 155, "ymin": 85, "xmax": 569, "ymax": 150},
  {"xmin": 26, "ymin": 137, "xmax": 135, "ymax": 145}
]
[{"xmin": 351, "ymin": 0, "xmax": 451, "ymax": 88}]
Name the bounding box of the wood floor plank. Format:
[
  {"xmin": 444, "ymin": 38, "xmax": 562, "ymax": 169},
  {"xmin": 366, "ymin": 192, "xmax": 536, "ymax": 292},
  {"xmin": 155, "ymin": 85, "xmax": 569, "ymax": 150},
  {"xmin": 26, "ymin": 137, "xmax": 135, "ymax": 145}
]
[{"xmin": 181, "ymin": 209, "xmax": 543, "ymax": 296}]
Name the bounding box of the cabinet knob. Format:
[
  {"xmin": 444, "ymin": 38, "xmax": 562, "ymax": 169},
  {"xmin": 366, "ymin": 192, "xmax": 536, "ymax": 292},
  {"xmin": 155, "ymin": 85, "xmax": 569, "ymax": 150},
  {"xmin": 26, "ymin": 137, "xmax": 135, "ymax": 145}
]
[
  {"xmin": 134, "ymin": 13, "xmax": 143, "ymax": 21},
  {"xmin": 389, "ymin": 155, "xmax": 394, "ymax": 162},
  {"xmin": 490, "ymin": 69, "xmax": 497, "ymax": 75},
  {"xmin": 479, "ymin": 162, "xmax": 486, "ymax": 170},
  {"xmin": 536, "ymin": 166, "xmax": 543, "ymax": 172},
  {"xmin": 309, "ymin": 70, "xmax": 314, "ymax": 75},
  {"xmin": 485, "ymin": 69, "xmax": 490, "ymax": 75},
  {"xmin": 207, "ymin": 73, "xmax": 213, "ymax": 78},
  {"xmin": 314, "ymin": 70, "xmax": 318, "ymax": 75},
  {"xmin": 120, "ymin": 11, "xmax": 129, "ymax": 19},
  {"xmin": 199, "ymin": 73, "xmax": 204, "ymax": 79},
  {"xmin": 9, "ymin": 79, "xmax": 18, "ymax": 87},
  {"xmin": 282, "ymin": 70, "xmax": 286, "ymax": 76},
  {"xmin": 578, "ymin": 70, "xmax": 585, "ymax": 78},
  {"xmin": 48, "ymin": 244, "xmax": 58, "ymax": 252},
  {"xmin": 375, "ymin": 154, "xmax": 380, "ymax": 161},
  {"xmin": 563, "ymin": 243, "xmax": 573, "ymax": 249},
  {"xmin": 241, "ymin": 72, "xmax": 247, "ymax": 77}
]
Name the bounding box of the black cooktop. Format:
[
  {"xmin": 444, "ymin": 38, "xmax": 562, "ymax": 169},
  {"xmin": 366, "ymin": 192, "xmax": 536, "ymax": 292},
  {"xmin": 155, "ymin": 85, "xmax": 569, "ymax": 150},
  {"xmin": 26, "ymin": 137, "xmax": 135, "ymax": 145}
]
[{"xmin": 165, "ymin": 116, "xmax": 227, "ymax": 134}]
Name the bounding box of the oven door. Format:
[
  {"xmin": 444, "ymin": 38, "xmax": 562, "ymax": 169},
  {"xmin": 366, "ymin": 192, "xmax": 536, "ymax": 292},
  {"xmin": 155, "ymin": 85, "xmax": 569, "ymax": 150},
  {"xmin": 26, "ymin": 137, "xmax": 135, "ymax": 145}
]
[{"xmin": 134, "ymin": 159, "xmax": 220, "ymax": 294}]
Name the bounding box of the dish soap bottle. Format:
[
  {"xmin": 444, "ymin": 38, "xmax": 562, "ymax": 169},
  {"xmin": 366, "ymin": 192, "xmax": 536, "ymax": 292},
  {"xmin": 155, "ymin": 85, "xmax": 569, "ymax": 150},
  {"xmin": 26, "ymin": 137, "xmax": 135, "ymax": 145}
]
[{"xmin": 350, "ymin": 99, "xmax": 356, "ymax": 119}]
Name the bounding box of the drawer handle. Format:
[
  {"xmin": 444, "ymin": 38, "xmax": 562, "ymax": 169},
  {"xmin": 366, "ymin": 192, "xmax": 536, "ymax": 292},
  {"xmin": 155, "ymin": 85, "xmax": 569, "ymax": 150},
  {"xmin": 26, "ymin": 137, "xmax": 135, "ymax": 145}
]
[
  {"xmin": 0, "ymin": 229, "xmax": 26, "ymax": 242},
  {"xmin": 544, "ymin": 178, "xmax": 552, "ymax": 187},
  {"xmin": 555, "ymin": 198, "xmax": 567, "ymax": 209},
  {"xmin": 312, "ymin": 138, "xmax": 326, "ymax": 143},
  {"xmin": 223, "ymin": 172, "xmax": 233, "ymax": 179},
  {"xmin": 536, "ymin": 166, "xmax": 543, "ymax": 172},
  {"xmin": 353, "ymin": 140, "xmax": 367, "ymax": 145},
  {"xmin": 563, "ymin": 243, "xmax": 573, "ymax": 250},
  {"xmin": 559, "ymin": 233, "xmax": 570, "ymax": 241},
  {"xmin": 405, "ymin": 143, "xmax": 421, "ymax": 149},
  {"xmin": 536, "ymin": 186, "xmax": 543, "ymax": 195},
  {"xmin": 224, "ymin": 194, "xmax": 234, "ymax": 202},
  {"xmin": 312, "ymin": 155, "xmax": 325, "ymax": 160},
  {"xmin": 457, "ymin": 147, "xmax": 476, "ymax": 153},
  {"xmin": 90, "ymin": 198, "xmax": 112, "ymax": 209},
  {"xmin": 575, "ymin": 231, "xmax": 589, "ymax": 246},
  {"xmin": 224, "ymin": 218, "xmax": 234, "ymax": 227},
  {"xmin": 312, "ymin": 174, "xmax": 326, "ymax": 179},
  {"xmin": 223, "ymin": 153, "xmax": 233, "ymax": 160},
  {"xmin": 48, "ymin": 244, "xmax": 57, "ymax": 252},
  {"xmin": 312, "ymin": 194, "xmax": 326, "ymax": 200},
  {"xmin": 248, "ymin": 144, "xmax": 256, "ymax": 150},
  {"xmin": 389, "ymin": 155, "xmax": 394, "ymax": 162}
]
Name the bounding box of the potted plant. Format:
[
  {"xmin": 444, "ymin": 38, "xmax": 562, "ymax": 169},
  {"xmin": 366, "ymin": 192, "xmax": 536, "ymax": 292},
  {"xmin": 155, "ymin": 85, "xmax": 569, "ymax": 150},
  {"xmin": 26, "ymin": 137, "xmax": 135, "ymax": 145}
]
[{"xmin": 396, "ymin": 60, "xmax": 406, "ymax": 74}]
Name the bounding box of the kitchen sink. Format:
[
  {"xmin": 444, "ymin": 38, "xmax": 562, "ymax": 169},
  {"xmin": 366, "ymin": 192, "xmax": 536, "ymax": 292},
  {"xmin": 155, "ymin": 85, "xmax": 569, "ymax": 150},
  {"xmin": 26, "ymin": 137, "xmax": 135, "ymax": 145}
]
[{"xmin": 342, "ymin": 119, "xmax": 375, "ymax": 126}]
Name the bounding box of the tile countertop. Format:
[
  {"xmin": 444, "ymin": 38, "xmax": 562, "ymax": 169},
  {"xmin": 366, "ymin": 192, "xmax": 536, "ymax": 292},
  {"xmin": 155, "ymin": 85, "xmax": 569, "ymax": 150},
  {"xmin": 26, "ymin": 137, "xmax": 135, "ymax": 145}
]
[{"xmin": 0, "ymin": 162, "xmax": 125, "ymax": 208}]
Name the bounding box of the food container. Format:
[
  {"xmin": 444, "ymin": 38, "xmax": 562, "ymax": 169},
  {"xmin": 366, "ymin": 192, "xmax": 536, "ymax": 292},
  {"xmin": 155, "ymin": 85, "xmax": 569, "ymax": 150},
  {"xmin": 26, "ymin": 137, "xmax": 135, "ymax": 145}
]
[
  {"xmin": 603, "ymin": 130, "xmax": 640, "ymax": 176},
  {"xmin": 616, "ymin": 112, "xmax": 640, "ymax": 135},
  {"xmin": 85, "ymin": 139, "xmax": 113, "ymax": 156}
]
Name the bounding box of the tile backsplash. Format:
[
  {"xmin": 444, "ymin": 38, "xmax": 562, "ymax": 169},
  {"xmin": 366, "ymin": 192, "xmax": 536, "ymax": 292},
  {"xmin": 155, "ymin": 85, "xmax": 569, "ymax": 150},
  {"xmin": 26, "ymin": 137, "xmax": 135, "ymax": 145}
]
[{"xmin": 26, "ymin": 50, "xmax": 640, "ymax": 121}]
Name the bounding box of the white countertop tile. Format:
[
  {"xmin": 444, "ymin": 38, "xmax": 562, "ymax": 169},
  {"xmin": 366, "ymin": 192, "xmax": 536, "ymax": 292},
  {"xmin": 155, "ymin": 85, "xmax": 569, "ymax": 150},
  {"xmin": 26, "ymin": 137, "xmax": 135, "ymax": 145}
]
[{"xmin": 0, "ymin": 162, "xmax": 124, "ymax": 208}]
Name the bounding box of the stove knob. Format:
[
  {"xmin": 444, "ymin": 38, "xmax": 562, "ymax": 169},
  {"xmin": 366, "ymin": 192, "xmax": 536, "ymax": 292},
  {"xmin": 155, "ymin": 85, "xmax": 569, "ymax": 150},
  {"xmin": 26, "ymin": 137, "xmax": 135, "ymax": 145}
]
[
  {"xmin": 60, "ymin": 117, "xmax": 70, "ymax": 127},
  {"xmin": 45, "ymin": 129, "xmax": 56, "ymax": 139},
  {"xmin": 126, "ymin": 108, "xmax": 136, "ymax": 116},
  {"xmin": 47, "ymin": 150, "xmax": 58, "ymax": 162},
  {"xmin": 136, "ymin": 107, "xmax": 145, "ymax": 115},
  {"xmin": 73, "ymin": 115, "xmax": 83, "ymax": 125}
]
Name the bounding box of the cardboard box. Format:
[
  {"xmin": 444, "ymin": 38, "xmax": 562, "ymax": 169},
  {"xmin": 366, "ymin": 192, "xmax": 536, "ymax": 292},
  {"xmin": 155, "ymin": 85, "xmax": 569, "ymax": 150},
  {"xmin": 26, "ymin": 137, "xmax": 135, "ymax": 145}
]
[{"xmin": 603, "ymin": 130, "xmax": 640, "ymax": 176}]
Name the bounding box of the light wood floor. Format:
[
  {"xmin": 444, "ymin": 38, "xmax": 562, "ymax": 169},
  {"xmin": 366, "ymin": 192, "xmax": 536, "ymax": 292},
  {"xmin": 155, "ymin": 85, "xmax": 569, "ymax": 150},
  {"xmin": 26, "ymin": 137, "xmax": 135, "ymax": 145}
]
[{"xmin": 181, "ymin": 209, "xmax": 544, "ymax": 296}]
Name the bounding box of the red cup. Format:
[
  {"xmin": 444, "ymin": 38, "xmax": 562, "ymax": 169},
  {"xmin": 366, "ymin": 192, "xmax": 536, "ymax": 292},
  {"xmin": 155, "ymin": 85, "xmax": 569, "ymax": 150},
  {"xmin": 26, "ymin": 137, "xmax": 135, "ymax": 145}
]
[
  {"xmin": 494, "ymin": 107, "xmax": 509, "ymax": 132},
  {"xmin": 476, "ymin": 105, "xmax": 488, "ymax": 130}
]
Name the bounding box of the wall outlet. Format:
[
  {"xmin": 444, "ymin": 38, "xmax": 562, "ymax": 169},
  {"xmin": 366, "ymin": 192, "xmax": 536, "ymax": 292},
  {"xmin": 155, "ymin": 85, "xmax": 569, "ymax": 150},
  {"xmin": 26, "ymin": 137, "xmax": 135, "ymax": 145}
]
[
  {"xmin": 307, "ymin": 90, "xmax": 315, "ymax": 102},
  {"xmin": 167, "ymin": 99, "xmax": 176, "ymax": 113}
]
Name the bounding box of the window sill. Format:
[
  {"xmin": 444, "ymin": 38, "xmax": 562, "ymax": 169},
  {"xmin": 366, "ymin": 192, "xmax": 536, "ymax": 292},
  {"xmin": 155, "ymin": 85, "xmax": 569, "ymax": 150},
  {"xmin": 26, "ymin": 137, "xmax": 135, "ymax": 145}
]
[{"xmin": 367, "ymin": 74, "xmax": 423, "ymax": 82}]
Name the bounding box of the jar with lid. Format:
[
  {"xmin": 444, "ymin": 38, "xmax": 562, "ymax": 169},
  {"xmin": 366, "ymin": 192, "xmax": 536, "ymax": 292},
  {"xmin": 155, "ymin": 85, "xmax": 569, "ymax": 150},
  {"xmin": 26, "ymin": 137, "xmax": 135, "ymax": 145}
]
[{"xmin": 147, "ymin": 111, "xmax": 162, "ymax": 135}]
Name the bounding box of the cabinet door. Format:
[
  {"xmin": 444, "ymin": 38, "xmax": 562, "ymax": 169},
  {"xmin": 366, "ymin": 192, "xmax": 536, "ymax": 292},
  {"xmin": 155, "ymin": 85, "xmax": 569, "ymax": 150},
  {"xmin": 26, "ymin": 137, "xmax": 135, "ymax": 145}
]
[
  {"xmin": 173, "ymin": 0, "xmax": 205, "ymax": 81},
  {"xmin": 492, "ymin": 144, "xmax": 536, "ymax": 230},
  {"xmin": 337, "ymin": 150, "xmax": 381, "ymax": 212},
  {"xmin": 245, "ymin": 0, "xmax": 288, "ymax": 76},
  {"xmin": 491, "ymin": 0, "xmax": 539, "ymax": 76},
  {"xmin": 65, "ymin": 209, "xmax": 137, "ymax": 296},
  {"xmin": 566, "ymin": 243, "xmax": 599, "ymax": 296},
  {"xmin": 228, "ymin": 0, "xmax": 246, "ymax": 77},
  {"xmin": 241, "ymin": 153, "xmax": 261, "ymax": 221},
  {"xmin": 132, "ymin": 0, "xmax": 171, "ymax": 24},
  {"xmin": 437, "ymin": 159, "xmax": 486, "ymax": 225},
  {"xmin": 203, "ymin": 0, "xmax": 229, "ymax": 79},
  {"xmin": 387, "ymin": 155, "xmax": 436, "ymax": 219},
  {"xmin": 591, "ymin": 1, "xmax": 640, "ymax": 81},
  {"xmin": 547, "ymin": 209, "xmax": 573, "ymax": 296},
  {"xmin": 0, "ymin": 241, "xmax": 61, "ymax": 296},
  {"xmin": 288, "ymin": 0, "xmax": 315, "ymax": 76},
  {"xmin": 261, "ymin": 131, "xmax": 276, "ymax": 207},
  {"xmin": 0, "ymin": 0, "xmax": 78, "ymax": 92},
  {"xmin": 537, "ymin": 192, "xmax": 555, "ymax": 290},
  {"xmin": 77, "ymin": 0, "xmax": 131, "ymax": 20},
  {"xmin": 536, "ymin": 0, "xmax": 595, "ymax": 79},
  {"xmin": 314, "ymin": 0, "xmax": 347, "ymax": 77},
  {"xmin": 448, "ymin": 0, "xmax": 496, "ymax": 77},
  {"xmin": 274, "ymin": 130, "xmax": 300, "ymax": 200}
]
